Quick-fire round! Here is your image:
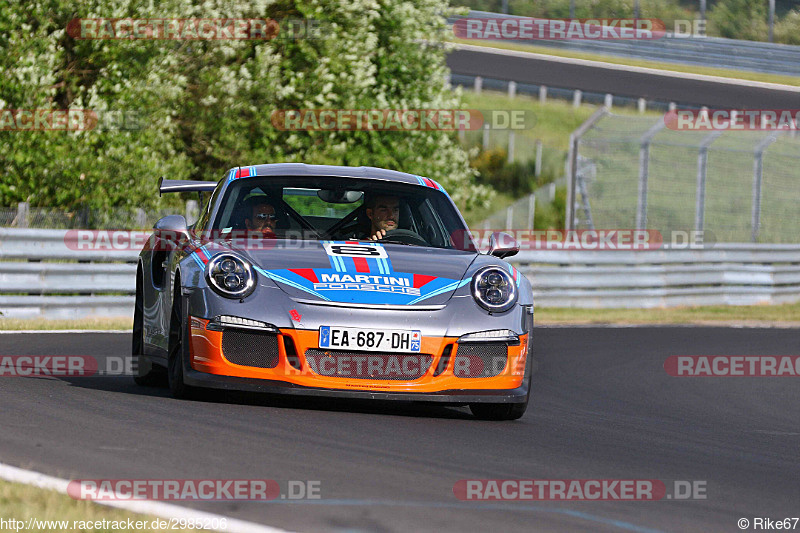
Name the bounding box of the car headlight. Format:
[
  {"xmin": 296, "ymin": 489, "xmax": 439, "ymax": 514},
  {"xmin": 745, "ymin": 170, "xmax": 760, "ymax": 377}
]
[
  {"xmin": 471, "ymin": 267, "xmax": 517, "ymax": 313},
  {"xmin": 205, "ymin": 254, "xmax": 256, "ymax": 298}
]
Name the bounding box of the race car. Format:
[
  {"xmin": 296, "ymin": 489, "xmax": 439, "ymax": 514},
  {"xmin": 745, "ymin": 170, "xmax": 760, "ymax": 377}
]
[{"xmin": 133, "ymin": 164, "xmax": 534, "ymax": 420}]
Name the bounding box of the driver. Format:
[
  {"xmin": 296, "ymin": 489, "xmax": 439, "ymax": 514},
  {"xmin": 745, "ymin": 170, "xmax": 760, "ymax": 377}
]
[
  {"xmin": 365, "ymin": 194, "xmax": 400, "ymax": 241},
  {"xmin": 244, "ymin": 198, "xmax": 279, "ymax": 238}
]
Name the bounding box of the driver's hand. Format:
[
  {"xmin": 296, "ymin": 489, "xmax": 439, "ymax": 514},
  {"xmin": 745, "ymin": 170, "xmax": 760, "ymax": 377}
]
[{"xmin": 369, "ymin": 229, "xmax": 387, "ymax": 241}]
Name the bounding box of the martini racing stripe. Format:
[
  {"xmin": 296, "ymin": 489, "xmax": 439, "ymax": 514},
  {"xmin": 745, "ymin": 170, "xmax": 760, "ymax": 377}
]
[
  {"xmin": 406, "ymin": 278, "xmax": 469, "ymax": 305},
  {"xmin": 255, "ymin": 267, "xmax": 331, "ymax": 301}
]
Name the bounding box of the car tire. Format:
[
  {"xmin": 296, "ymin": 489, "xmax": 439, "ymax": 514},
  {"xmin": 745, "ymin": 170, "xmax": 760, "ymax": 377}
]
[
  {"xmin": 167, "ymin": 283, "xmax": 197, "ymax": 399},
  {"xmin": 132, "ymin": 269, "xmax": 162, "ymax": 386},
  {"xmin": 469, "ymin": 401, "xmax": 528, "ymax": 421}
]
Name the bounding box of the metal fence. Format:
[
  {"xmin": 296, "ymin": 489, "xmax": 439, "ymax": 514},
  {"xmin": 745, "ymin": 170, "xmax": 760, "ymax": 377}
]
[
  {"xmin": 2, "ymin": 229, "xmax": 800, "ymax": 318},
  {"xmin": 565, "ymin": 109, "xmax": 800, "ymax": 243},
  {"xmin": 453, "ymin": 11, "xmax": 800, "ymax": 77}
]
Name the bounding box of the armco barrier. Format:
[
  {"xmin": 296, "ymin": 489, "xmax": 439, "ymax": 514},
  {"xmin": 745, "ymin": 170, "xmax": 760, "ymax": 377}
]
[
  {"xmin": 2, "ymin": 230, "xmax": 800, "ymax": 318},
  {"xmin": 453, "ymin": 11, "xmax": 800, "ymax": 77},
  {"xmin": 515, "ymin": 244, "xmax": 800, "ymax": 307}
]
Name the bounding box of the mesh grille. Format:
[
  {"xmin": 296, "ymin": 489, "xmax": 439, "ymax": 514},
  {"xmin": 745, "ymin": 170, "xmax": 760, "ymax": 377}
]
[
  {"xmin": 221, "ymin": 329, "xmax": 280, "ymax": 369},
  {"xmin": 304, "ymin": 350, "xmax": 432, "ymax": 380},
  {"xmin": 454, "ymin": 343, "xmax": 508, "ymax": 378}
]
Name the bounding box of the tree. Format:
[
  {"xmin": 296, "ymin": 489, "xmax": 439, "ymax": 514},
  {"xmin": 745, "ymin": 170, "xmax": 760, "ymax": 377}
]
[{"xmin": 0, "ymin": 0, "xmax": 491, "ymax": 217}]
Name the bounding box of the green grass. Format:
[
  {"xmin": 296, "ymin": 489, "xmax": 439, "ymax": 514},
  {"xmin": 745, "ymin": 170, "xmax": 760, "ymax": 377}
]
[
  {"xmin": 536, "ymin": 302, "xmax": 800, "ymax": 324},
  {"xmin": 0, "ymin": 317, "xmax": 132, "ymax": 330},
  {"xmin": 449, "ymin": 38, "xmax": 800, "ymax": 87},
  {"xmin": 0, "ymin": 479, "xmax": 194, "ymax": 532},
  {"xmin": 461, "ymin": 90, "xmax": 598, "ymax": 153}
]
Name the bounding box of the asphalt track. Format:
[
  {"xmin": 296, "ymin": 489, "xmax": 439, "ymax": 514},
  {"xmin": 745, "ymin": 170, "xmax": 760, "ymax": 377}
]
[
  {"xmin": 1, "ymin": 328, "xmax": 799, "ymax": 532},
  {"xmin": 447, "ymin": 47, "xmax": 800, "ymax": 108}
]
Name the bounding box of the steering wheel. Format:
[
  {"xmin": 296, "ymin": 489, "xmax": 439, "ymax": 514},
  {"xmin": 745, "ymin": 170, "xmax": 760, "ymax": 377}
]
[{"xmin": 379, "ymin": 229, "xmax": 429, "ymax": 246}]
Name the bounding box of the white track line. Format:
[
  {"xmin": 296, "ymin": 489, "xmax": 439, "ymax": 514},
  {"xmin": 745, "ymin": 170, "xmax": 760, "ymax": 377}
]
[
  {"xmin": 452, "ymin": 42, "xmax": 800, "ymax": 92},
  {"xmin": 0, "ymin": 462, "xmax": 290, "ymax": 533}
]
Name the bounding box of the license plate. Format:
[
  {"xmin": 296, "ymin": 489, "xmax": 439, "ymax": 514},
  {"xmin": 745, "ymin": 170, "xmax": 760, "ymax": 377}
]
[{"xmin": 319, "ymin": 326, "xmax": 421, "ymax": 353}]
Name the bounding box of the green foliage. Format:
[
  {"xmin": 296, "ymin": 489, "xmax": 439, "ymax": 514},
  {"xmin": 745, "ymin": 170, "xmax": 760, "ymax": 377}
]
[
  {"xmin": 708, "ymin": 0, "xmax": 768, "ymax": 40},
  {"xmin": 774, "ymin": 9, "xmax": 800, "ymax": 44},
  {"xmin": 0, "ymin": 0, "xmax": 490, "ymax": 214}
]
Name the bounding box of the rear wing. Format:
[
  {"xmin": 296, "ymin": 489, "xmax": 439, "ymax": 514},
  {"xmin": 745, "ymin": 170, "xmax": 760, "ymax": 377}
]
[{"xmin": 158, "ymin": 177, "xmax": 218, "ymax": 196}]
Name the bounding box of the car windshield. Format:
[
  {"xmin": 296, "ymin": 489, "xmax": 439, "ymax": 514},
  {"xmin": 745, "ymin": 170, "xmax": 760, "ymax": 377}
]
[{"xmin": 210, "ymin": 176, "xmax": 476, "ymax": 251}]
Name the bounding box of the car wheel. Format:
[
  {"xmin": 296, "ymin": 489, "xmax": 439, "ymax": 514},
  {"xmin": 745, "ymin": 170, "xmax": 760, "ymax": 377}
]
[
  {"xmin": 469, "ymin": 401, "xmax": 528, "ymax": 421},
  {"xmin": 132, "ymin": 270, "xmax": 162, "ymax": 386},
  {"xmin": 167, "ymin": 284, "xmax": 196, "ymax": 399}
]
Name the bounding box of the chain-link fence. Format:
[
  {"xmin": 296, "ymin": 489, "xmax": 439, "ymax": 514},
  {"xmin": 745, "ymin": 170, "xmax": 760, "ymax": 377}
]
[
  {"xmin": 568, "ymin": 111, "xmax": 800, "ymax": 243},
  {"xmin": 0, "ymin": 202, "xmax": 199, "ymax": 230}
]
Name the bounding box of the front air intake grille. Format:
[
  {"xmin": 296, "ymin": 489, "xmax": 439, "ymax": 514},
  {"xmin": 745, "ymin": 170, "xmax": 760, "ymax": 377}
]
[
  {"xmin": 304, "ymin": 350, "xmax": 433, "ymax": 380},
  {"xmin": 221, "ymin": 329, "xmax": 280, "ymax": 368},
  {"xmin": 454, "ymin": 343, "xmax": 508, "ymax": 378}
]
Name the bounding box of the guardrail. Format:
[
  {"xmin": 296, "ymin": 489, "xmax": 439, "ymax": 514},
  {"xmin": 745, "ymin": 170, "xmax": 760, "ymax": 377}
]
[
  {"xmin": 454, "ymin": 10, "xmax": 800, "ymax": 77},
  {"xmin": 1, "ymin": 230, "xmax": 800, "ymax": 318},
  {"xmin": 0, "ymin": 229, "xmax": 138, "ymax": 319},
  {"xmin": 516, "ymin": 244, "xmax": 800, "ymax": 307}
]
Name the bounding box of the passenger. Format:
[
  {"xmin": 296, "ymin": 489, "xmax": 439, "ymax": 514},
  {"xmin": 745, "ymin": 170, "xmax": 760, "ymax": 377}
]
[{"xmin": 244, "ymin": 199, "xmax": 278, "ymax": 238}]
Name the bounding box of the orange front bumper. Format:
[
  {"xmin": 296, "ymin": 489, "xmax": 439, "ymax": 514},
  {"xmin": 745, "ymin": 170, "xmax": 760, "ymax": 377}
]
[{"xmin": 188, "ymin": 317, "xmax": 527, "ymax": 393}]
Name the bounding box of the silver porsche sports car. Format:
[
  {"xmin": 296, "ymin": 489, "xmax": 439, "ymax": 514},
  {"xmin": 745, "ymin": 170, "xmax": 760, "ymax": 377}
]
[{"xmin": 133, "ymin": 164, "xmax": 534, "ymax": 420}]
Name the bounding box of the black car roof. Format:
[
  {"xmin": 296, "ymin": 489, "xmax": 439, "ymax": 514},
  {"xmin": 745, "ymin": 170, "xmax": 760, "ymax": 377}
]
[{"xmin": 227, "ymin": 163, "xmax": 439, "ymax": 188}]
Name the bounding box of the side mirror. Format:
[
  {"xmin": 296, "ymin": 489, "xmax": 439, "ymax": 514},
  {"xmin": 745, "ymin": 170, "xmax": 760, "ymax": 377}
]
[
  {"xmin": 487, "ymin": 231, "xmax": 519, "ymax": 258},
  {"xmin": 154, "ymin": 215, "xmax": 189, "ymax": 249}
]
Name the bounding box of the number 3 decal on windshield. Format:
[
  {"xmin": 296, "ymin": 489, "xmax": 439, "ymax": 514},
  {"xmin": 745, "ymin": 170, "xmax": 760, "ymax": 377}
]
[{"xmin": 322, "ymin": 241, "xmax": 388, "ymax": 259}]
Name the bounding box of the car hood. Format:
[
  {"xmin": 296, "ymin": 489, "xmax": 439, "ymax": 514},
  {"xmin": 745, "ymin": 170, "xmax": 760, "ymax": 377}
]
[{"xmin": 201, "ymin": 240, "xmax": 478, "ymax": 307}]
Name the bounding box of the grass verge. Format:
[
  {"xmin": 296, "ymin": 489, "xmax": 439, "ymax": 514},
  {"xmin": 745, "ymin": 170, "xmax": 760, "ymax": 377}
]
[
  {"xmin": 536, "ymin": 302, "xmax": 800, "ymax": 325},
  {"xmin": 449, "ymin": 38, "xmax": 800, "ymax": 87},
  {"xmin": 0, "ymin": 317, "xmax": 132, "ymax": 331},
  {"xmin": 0, "ymin": 479, "xmax": 194, "ymax": 532}
]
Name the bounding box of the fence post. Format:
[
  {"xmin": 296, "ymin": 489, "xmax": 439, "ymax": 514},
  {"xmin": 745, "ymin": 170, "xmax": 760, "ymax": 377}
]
[
  {"xmin": 566, "ymin": 106, "xmax": 608, "ymax": 230},
  {"xmin": 527, "ymin": 193, "xmax": 535, "ymax": 230},
  {"xmin": 508, "ymin": 81, "xmax": 516, "ymax": 99},
  {"xmin": 135, "ymin": 208, "xmax": 147, "ymax": 229},
  {"xmin": 507, "ymin": 131, "xmax": 515, "ymax": 163},
  {"xmin": 637, "ymin": 98, "xmax": 646, "ymax": 113},
  {"xmin": 185, "ymin": 200, "xmax": 199, "ymax": 225},
  {"xmin": 751, "ymin": 131, "xmax": 780, "ymax": 242},
  {"xmin": 695, "ymin": 130, "xmax": 723, "ymax": 233},
  {"xmin": 505, "ymin": 205, "xmax": 513, "ymax": 230},
  {"xmin": 535, "ymin": 140, "xmax": 543, "ymax": 177},
  {"xmin": 604, "ymin": 94, "xmax": 613, "ymax": 108},
  {"xmin": 572, "ymin": 90, "xmax": 582, "ymax": 108},
  {"xmin": 539, "ymin": 85, "xmax": 547, "ymax": 104},
  {"xmin": 16, "ymin": 202, "xmax": 29, "ymax": 228},
  {"xmin": 474, "ymin": 76, "xmax": 483, "ymax": 95},
  {"xmin": 482, "ymin": 123, "xmax": 490, "ymax": 150},
  {"xmin": 636, "ymin": 119, "xmax": 667, "ymax": 230},
  {"xmin": 668, "ymin": 102, "xmax": 676, "ymax": 112}
]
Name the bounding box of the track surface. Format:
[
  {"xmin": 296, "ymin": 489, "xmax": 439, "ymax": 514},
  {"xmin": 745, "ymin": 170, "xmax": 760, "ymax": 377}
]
[
  {"xmin": 1, "ymin": 328, "xmax": 799, "ymax": 532},
  {"xmin": 447, "ymin": 47, "xmax": 800, "ymax": 108}
]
